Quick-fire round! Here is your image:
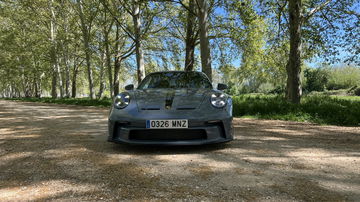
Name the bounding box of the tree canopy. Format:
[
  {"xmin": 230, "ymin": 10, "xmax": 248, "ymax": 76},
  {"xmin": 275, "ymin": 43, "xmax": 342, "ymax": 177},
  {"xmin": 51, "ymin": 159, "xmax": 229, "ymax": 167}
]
[{"xmin": 0, "ymin": 0, "xmax": 358, "ymax": 102}]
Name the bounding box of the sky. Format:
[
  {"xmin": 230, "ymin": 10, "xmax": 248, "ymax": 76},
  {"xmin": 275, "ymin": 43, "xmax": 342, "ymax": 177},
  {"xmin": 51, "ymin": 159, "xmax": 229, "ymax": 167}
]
[{"xmin": 217, "ymin": 1, "xmax": 360, "ymax": 69}]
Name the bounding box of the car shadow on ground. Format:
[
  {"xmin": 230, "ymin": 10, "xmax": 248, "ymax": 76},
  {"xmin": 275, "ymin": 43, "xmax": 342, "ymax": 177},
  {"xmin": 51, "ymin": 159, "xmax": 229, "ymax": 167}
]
[{"xmin": 106, "ymin": 141, "xmax": 230, "ymax": 154}]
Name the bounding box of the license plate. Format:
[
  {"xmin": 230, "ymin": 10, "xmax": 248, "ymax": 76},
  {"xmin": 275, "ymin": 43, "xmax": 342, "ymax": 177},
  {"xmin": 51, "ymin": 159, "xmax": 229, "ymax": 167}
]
[{"xmin": 146, "ymin": 120, "xmax": 188, "ymax": 129}]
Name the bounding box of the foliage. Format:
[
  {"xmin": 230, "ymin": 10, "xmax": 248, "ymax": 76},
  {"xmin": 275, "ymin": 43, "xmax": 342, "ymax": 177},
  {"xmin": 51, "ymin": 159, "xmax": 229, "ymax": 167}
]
[
  {"xmin": 268, "ymin": 86, "xmax": 286, "ymax": 95},
  {"xmin": 0, "ymin": 0, "xmax": 359, "ymax": 104},
  {"xmin": 330, "ymin": 95, "xmax": 360, "ymax": 101},
  {"xmin": 326, "ymin": 66, "xmax": 360, "ymax": 90},
  {"xmin": 222, "ymin": 0, "xmax": 288, "ymax": 90},
  {"xmin": 303, "ymin": 68, "xmax": 329, "ymax": 92}
]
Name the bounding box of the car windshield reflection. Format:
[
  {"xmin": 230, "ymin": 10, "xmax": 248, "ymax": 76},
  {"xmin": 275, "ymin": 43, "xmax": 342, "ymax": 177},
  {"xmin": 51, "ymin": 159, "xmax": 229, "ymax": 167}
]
[{"xmin": 138, "ymin": 72, "xmax": 212, "ymax": 89}]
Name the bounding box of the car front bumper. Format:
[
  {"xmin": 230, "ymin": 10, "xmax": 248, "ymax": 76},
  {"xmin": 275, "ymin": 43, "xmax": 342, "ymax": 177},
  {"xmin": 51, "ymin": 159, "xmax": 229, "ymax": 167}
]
[{"xmin": 108, "ymin": 118, "xmax": 233, "ymax": 145}]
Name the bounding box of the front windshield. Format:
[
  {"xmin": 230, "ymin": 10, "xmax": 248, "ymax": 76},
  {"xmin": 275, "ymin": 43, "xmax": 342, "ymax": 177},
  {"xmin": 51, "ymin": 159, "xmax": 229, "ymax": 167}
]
[{"xmin": 138, "ymin": 72, "xmax": 212, "ymax": 89}]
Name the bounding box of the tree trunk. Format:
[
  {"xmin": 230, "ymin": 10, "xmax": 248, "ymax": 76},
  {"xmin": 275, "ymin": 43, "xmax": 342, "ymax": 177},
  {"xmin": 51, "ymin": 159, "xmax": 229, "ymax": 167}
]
[
  {"xmin": 71, "ymin": 62, "xmax": 79, "ymax": 98},
  {"xmin": 9, "ymin": 84, "xmax": 13, "ymax": 98},
  {"xmin": 83, "ymin": 41, "xmax": 94, "ymax": 99},
  {"xmin": 112, "ymin": 24, "xmax": 121, "ymax": 97},
  {"xmin": 63, "ymin": 9, "xmax": 71, "ymax": 98},
  {"xmin": 37, "ymin": 79, "xmax": 42, "ymax": 98},
  {"xmin": 34, "ymin": 77, "xmax": 40, "ymax": 98},
  {"xmin": 286, "ymin": 0, "xmax": 302, "ymax": 103},
  {"xmin": 105, "ymin": 40, "xmax": 114, "ymax": 96},
  {"xmin": 197, "ymin": 0, "xmax": 212, "ymax": 81},
  {"xmin": 132, "ymin": 0, "xmax": 145, "ymax": 84},
  {"xmin": 50, "ymin": 0, "xmax": 57, "ymax": 98},
  {"xmin": 77, "ymin": 0, "xmax": 94, "ymax": 99},
  {"xmin": 33, "ymin": 73, "xmax": 41, "ymax": 98},
  {"xmin": 21, "ymin": 65, "xmax": 27, "ymax": 97},
  {"xmin": 104, "ymin": 19, "xmax": 113, "ymax": 97},
  {"xmin": 51, "ymin": 62, "xmax": 57, "ymax": 98},
  {"xmin": 64, "ymin": 55, "xmax": 70, "ymax": 98},
  {"xmin": 113, "ymin": 56, "xmax": 121, "ymax": 96},
  {"xmin": 106, "ymin": 41, "xmax": 113, "ymax": 96},
  {"xmin": 32, "ymin": 58, "xmax": 42, "ymax": 98},
  {"xmin": 184, "ymin": 0, "xmax": 196, "ymax": 71},
  {"xmin": 97, "ymin": 45, "xmax": 106, "ymax": 99},
  {"xmin": 57, "ymin": 59, "xmax": 63, "ymax": 98}
]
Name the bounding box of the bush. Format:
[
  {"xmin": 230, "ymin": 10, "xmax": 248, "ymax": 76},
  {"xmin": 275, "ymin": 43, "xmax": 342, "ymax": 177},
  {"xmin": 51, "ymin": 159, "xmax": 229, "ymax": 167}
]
[
  {"xmin": 224, "ymin": 82, "xmax": 240, "ymax": 95},
  {"xmin": 304, "ymin": 68, "xmax": 329, "ymax": 92},
  {"xmin": 354, "ymin": 88, "xmax": 360, "ymax": 96},
  {"xmin": 268, "ymin": 86, "xmax": 286, "ymax": 94},
  {"xmin": 257, "ymin": 83, "xmax": 275, "ymax": 93},
  {"xmin": 327, "ymin": 66, "xmax": 360, "ymax": 90}
]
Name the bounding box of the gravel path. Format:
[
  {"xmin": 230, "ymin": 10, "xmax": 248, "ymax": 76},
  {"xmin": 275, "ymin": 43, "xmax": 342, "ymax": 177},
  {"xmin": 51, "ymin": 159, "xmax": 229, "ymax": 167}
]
[{"xmin": 0, "ymin": 100, "xmax": 359, "ymax": 201}]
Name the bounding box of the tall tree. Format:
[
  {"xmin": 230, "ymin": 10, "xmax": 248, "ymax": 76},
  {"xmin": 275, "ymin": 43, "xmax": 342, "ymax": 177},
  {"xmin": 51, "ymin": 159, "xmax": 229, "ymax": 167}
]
[
  {"xmin": 49, "ymin": 0, "xmax": 59, "ymax": 98},
  {"xmin": 132, "ymin": 0, "xmax": 146, "ymax": 83},
  {"xmin": 102, "ymin": 0, "xmax": 162, "ymax": 87},
  {"xmin": 76, "ymin": 0, "xmax": 97, "ymax": 99},
  {"xmin": 287, "ymin": 0, "xmax": 358, "ymax": 103},
  {"xmin": 197, "ymin": 0, "xmax": 212, "ymax": 81},
  {"xmin": 184, "ymin": 0, "xmax": 198, "ymax": 71},
  {"xmin": 113, "ymin": 23, "xmax": 136, "ymax": 96},
  {"xmin": 102, "ymin": 15, "xmax": 114, "ymax": 96},
  {"xmin": 100, "ymin": 0, "xmax": 136, "ymax": 96},
  {"xmin": 286, "ymin": 0, "xmax": 302, "ymax": 103}
]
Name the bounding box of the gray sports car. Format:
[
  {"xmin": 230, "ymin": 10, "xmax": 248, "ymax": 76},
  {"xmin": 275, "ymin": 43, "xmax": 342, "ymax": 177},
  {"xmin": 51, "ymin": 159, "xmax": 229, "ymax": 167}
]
[{"xmin": 107, "ymin": 71, "xmax": 233, "ymax": 145}]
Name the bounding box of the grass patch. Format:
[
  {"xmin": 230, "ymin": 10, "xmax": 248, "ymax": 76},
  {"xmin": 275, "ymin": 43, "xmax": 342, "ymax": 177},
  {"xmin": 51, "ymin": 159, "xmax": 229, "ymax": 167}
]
[
  {"xmin": 2, "ymin": 95, "xmax": 359, "ymax": 126},
  {"xmin": 233, "ymin": 95, "xmax": 360, "ymax": 126},
  {"xmin": 2, "ymin": 97, "xmax": 112, "ymax": 107},
  {"xmin": 329, "ymin": 95, "xmax": 360, "ymax": 101}
]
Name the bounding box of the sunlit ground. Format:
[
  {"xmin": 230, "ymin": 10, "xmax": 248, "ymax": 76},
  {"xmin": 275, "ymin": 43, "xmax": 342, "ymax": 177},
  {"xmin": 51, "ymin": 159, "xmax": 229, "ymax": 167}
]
[{"xmin": 0, "ymin": 100, "xmax": 359, "ymax": 201}]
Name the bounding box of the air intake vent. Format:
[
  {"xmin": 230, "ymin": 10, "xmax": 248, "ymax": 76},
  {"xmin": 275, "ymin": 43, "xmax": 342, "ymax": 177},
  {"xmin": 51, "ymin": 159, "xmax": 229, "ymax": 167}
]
[
  {"xmin": 129, "ymin": 129, "xmax": 207, "ymax": 141},
  {"xmin": 176, "ymin": 107, "xmax": 196, "ymax": 110},
  {"xmin": 141, "ymin": 108, "xmax": 160, "ymax": 110}
]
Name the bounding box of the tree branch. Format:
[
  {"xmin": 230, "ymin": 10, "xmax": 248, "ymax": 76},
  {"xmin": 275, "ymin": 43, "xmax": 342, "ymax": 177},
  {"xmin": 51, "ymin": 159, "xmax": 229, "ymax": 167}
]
[
  {"xmin": 320, "ymin": 9, "xmax": 336, "ymax": 30},
  {"xmin": 100, "ymin": 0, "xmax": 136, "ymax": 41},
  {"xmin": 152, "ymin": 0, "xmax": 197, "ymax": 16},
  {"xmin": 117, "ymin": 0, "xmax": 133, "ymax": 16},
  {"xmin": 119, "ymin": 43, "xmax": 136, "ymax": 59},
  {"xmin": 304, "ymin": 0, "xmax": 332, "ymax": 20}
]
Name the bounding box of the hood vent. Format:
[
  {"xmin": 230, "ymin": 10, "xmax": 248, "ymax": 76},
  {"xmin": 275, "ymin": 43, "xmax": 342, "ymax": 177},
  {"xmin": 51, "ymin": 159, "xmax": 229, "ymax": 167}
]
[
  {"xmin": 135, "ymin": 89, "xmax": 207, "ymax": 111},
  {"xmin": 165, "ymin": 92, "xmax": 175, "ymax": 110}
]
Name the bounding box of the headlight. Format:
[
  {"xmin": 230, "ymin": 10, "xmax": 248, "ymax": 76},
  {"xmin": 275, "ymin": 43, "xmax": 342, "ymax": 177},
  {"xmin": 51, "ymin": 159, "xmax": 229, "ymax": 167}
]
[
  {"xmin": 114, "ymin": 93, "xmax": 130, "ymax": 109},
  {"xmin": 210, "ymin": 93, "xmax": 227, "ymax": 108}
]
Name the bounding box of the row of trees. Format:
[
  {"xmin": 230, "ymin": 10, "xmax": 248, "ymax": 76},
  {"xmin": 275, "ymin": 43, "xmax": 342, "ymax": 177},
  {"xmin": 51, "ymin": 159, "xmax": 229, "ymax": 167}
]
[{"xmin": 0, "ymin": 0, "xmax": 358, "ymax": 103}]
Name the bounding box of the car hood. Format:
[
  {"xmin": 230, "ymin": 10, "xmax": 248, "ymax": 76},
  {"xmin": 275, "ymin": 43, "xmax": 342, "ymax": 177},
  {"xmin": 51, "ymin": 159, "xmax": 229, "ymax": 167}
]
[{"xmin": 133, "ymin": 88, "xmax": 211, "ymax": 110}]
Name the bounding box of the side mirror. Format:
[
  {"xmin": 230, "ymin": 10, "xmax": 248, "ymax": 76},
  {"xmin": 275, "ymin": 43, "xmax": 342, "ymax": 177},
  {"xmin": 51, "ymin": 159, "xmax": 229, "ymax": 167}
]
[
  {"xmin": 125, "ymin": 84, "xmax": 134, "ymax": 91},
  {"xmin": 217, "ymin": 83, "xmax": 228, "ymax": 90}
]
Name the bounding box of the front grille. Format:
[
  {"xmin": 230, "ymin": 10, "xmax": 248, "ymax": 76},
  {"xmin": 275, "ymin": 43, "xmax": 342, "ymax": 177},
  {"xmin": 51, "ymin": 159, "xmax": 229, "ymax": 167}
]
[{"xmin": 129, "ymin": 129, "xmax": 207, "ymax": 141}]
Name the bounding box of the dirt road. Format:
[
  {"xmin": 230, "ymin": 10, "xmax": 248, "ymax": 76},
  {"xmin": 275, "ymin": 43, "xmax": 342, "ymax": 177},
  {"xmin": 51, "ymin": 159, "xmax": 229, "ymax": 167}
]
[{"xmin": 0, "ymin": 100, "xmax": 359, "ymax": 201}]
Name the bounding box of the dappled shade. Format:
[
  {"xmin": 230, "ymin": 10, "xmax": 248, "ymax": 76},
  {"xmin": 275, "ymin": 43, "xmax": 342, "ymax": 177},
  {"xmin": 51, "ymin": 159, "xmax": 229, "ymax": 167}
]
[{"xmin": 0, "ymin": 100, "xmax": 359, "ymax": 200}]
